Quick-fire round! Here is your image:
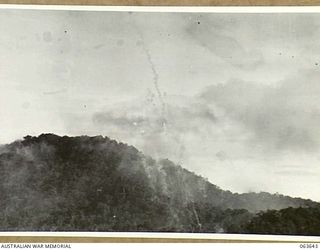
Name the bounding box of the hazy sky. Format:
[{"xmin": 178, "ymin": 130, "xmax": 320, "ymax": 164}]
[{"xmin": 1, "ymin": 9, "xmax": 320, "ymax": 201}]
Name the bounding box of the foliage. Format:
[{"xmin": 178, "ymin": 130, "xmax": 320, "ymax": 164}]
[
  {"xmin": 0, "ymin": 134, "xmax": 317, "ymax": 234},
  {"xmin": 242, "ymin": 206, "xmax": 320, "ymax": 235}
]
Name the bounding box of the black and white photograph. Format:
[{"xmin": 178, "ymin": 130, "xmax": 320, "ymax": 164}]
[{"xmin": 0, "ymin": 6, "xmax": 320, "ymax": 235}]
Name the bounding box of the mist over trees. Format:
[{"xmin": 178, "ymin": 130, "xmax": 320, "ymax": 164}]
[{"xmin": 0, "ymin": 134, "xmax": 318, "ymax": 234}]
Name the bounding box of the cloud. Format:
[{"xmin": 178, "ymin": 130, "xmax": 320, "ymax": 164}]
[
  {"xmin": 185, "ymin": 16, "xmax": 264, "ymax": 69},
  {"xmin": 90, "ymin": 95, "xmax": 219, "ymax": 162},
  {"xmin": 274, "ymin": 169, "xmax": 316, "ymax": 176},
  {"xmin": 92, "ymin": 95, "xmax": 217, "ymax": 134},
  {"xmin": 200, "ymin": 71, "xmax": 320, "ymax": 153}
]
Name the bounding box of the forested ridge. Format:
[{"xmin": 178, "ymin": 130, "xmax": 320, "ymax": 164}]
[{"xmin": 0, "ymin": 134, "xmax": 318, "ymax": 234}]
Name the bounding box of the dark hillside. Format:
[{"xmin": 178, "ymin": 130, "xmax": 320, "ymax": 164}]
[
  {"xmin": 0, "ymin": 134, "xmax": 317, "ymax": 233},
  {"xmin": 242, "ymin": 206, "xmax": 320, "ymax": 236}
]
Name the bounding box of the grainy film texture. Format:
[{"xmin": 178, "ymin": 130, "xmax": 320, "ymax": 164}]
[{"xmin": 0, "ymin": 9, "xmax": 320, "ymax": 234}]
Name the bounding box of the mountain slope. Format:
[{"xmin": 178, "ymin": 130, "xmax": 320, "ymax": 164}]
[
  {"xmin": 243, "ymin": 206, "xmax": 320, "ymax": 235},
  {"xmin": 0, "ymin": 134, "xmax": 317, "ymax": 232}
]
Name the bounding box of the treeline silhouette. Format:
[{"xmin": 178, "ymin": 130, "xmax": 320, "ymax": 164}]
[
  {"xmin": 0, "ymin": 134, "xmax": 318, "ymax": 234},
  {"xmin": 243, "ymin": 206, "xmax": 320, "ymax": 235}
]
